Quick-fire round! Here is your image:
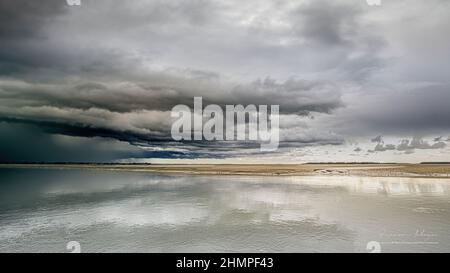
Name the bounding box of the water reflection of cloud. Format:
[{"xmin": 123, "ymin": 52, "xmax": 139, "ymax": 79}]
[
  {"xmin": 2, "ymin": 171, "xmax": 450, "ymax": 252},
  {"xmin": 0, "ymin": 199, "xmax": 209, "ymax": 241},
  {"xmin": 90, "ymin": 199, "xmax": 208, "ymax": 226},
  {"xmin": 287, "ymin": 176, "xmax": 450, "ymax": 196},
  {"xmin": 44, "ymin": 173, "xmax": 199, "ymax": 195}
]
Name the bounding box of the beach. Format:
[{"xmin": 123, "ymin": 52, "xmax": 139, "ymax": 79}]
[{"xmin": 1, "ymin": 163, "xmax": 450, "ymax": 178}]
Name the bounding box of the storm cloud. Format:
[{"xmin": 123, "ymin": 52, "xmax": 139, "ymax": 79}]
[{"xmin": 0, "ymin": 0, "xmax": 449, "ymax": 162}]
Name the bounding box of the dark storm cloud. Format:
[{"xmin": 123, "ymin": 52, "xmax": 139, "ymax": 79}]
[
  {"xmin": 0, "ymin": 0, "xmax": 66, "ymax": 39},
  {"xmin": 0, "ymin": 119, "xmax": 243, "ymax": 162},
  {"xmin": 0, "ymin": 74, "xmax": 345, "ymax": 154},
  {"xmin": 0, "ymin": 121, "xmax": 142, "ymax": 163},
  {"xmin": 0, "ymin": 0, "xmax": 449, "ymax": 162},
  {"xmin": 0, "ymin": 77, "xmax": 342, "ymax": 114},
  {"xmin": 0, "ymin": 116, "xmax": 169, "ymax": 144},
  {"xmin": 0, "ymin": 0, "xmax": 69, "ymax": 75}
]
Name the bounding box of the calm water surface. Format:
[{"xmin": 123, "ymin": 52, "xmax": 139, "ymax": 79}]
[{"xmin": 0, "ymin": 168, "xmax": 449, "ymax": 252}]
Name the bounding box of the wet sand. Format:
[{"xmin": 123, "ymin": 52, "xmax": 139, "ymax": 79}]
[{"xmin": 1, "ymin": 163, "xmax": 450, "ymax": 178}]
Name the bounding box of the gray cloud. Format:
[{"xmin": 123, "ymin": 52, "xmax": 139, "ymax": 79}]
[
  {"xmin": 0, "ymin": 0, "xmax": 66, "ymax": 39},
  {"xmin": 397, "ymin": 137, "xmax": 447, "ymax": 152},
  {"xmin": 0, "ymin": 0, "xmax": 449, "ymax": 162},
  {"xmin": 0, "ymin": 77, "xmax": 342, "ymax": 114},
  {"xmin": 0, "ymin": 121, "xmax": 144, "ymax": 163},
  {"xmin": 371, "ymin": 135, "xmax": 383, "ymax": 143},
  {"xmin": 374, "ymin": 143, "xmax": 396, "ymax": 152},
  {"xmin": 369, "ymin": 136, "xmax": 447, "ymax": 154}
]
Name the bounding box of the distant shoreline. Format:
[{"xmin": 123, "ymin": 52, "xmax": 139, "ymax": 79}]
[{"xmin": 1, "ymin": 163, "xmax": 450, "ymax": 178}]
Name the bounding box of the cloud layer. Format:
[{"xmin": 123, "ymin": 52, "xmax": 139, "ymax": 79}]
[{"xmin": 0, "ymin": 0, "xmax": 449, "ymax": 162}]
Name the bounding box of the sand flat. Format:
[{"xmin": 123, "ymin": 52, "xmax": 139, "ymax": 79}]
[{"xmin": 1, "ymin": 163, "xmax": 450, "ymax": 178}]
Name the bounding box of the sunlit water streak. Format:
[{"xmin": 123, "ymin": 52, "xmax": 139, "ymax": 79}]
[{"xmin": 0, "ymin": 168, "xmax": 449, "ymax": 253}]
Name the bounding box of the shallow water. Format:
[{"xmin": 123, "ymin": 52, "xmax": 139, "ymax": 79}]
[{"xmin": 0, "ymin": 168, "xmax": 449, "ymax": 253}]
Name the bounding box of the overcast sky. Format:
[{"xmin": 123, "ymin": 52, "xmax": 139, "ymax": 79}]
[{"xmin": 1, "ymin": 0, "xmax": 450, "ymax": 163}]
